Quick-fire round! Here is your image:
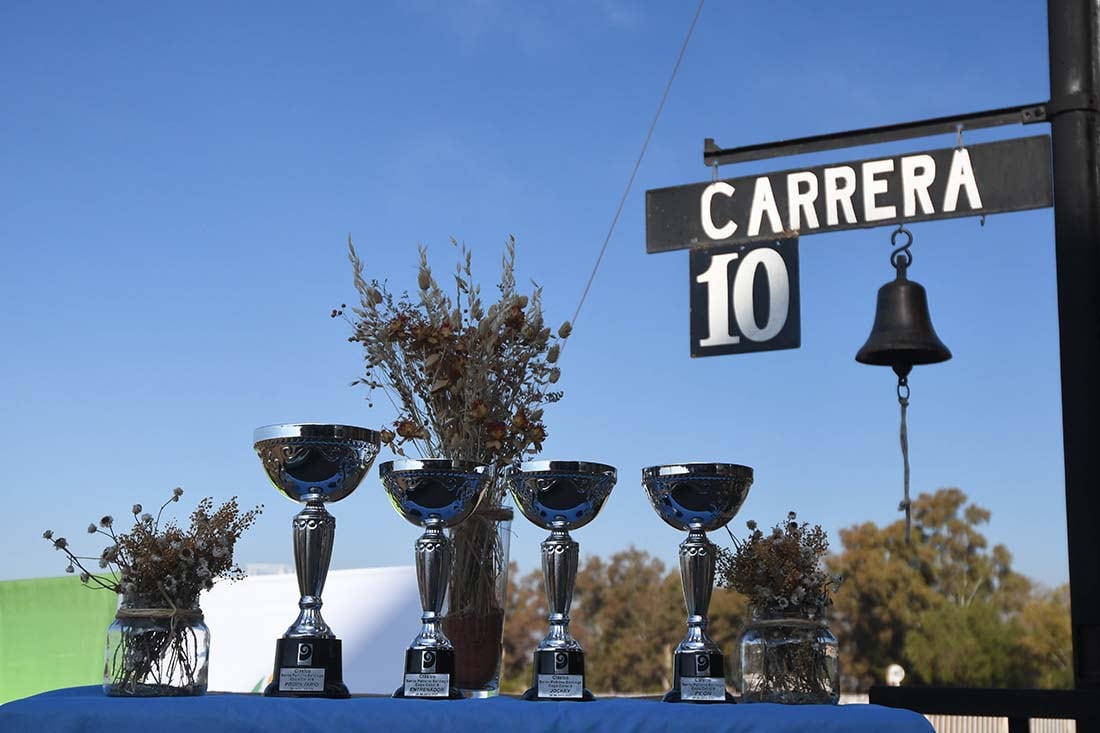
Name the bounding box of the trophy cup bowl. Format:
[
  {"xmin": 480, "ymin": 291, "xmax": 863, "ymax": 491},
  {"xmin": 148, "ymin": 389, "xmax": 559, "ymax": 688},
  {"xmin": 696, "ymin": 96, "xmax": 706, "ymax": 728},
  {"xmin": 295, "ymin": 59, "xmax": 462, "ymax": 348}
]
[
  {"xmin": 642, "ymin": 463, "xmax": 754, "ymax": 704},
  {"xmin": 506, "ymin": 460, "xmax": 617, "ymax": 701},
  {"xmin": 379, "ymin": 459, "xmax": 492, "ymax": 700},
  {"xmin": 254, "ymin": 423, "xmax": 381, "ymax": 698}
]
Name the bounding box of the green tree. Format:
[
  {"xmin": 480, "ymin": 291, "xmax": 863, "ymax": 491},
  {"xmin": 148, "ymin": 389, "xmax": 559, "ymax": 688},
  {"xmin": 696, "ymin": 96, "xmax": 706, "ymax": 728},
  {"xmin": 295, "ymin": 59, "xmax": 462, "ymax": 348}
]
[
  {"xmin": 1015, "ymin": 584, "xmax": 1073, "ymax": 688},
  {"xmin": 572, "ymin": 548, "xmax": 684, "ymax": 693},
  {"xmin": 904, "ymin": 600, "xmax": 1029, "ymax": 686},
  {"xmin": 827, "ymin": 518, "xmax": 938, "ymax": 690},
  {"xmin": 828, "ymin": 488, "xmax": 1066, "ymax": 691}
]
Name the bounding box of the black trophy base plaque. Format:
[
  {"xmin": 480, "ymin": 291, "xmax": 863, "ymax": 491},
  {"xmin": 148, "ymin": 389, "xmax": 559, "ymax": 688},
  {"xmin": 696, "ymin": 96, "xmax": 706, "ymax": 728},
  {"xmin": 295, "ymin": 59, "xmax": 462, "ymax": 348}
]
[
  {"xmin": 393, "ymin": 648, "xmax": 464, "ymax": 700},
  {"xmin": 264, "ymin": 638, "xmax": 349, "ymax": 698},
  {"xmin": 522, "ymin": 649, "xmax": 594, "ymax": 701},
  {"xmin": 663, "ymin": 650, "xmax": 734, "ymax": 703}
]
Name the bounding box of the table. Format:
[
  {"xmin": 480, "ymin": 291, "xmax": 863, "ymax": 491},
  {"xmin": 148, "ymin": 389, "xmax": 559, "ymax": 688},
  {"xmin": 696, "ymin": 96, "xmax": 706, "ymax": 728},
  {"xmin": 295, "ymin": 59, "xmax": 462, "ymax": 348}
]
[{"xmin": 0, "ymin": 686, "xmax": 934, "ymax": 733}]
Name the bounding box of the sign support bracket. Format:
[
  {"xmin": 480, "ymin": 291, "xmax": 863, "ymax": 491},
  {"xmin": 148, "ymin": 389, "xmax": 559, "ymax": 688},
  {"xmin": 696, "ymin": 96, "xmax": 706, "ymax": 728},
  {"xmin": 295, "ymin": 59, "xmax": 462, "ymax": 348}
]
[{"xmin": 703, "ymin": 102, "xmax": 1048, "ymax": 167}]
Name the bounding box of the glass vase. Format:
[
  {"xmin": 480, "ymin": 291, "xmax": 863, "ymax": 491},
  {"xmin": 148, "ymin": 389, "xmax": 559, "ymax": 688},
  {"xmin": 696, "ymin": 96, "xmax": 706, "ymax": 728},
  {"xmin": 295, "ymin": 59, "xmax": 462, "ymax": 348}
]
[
  {"xmin": 739, "ymin": 610, "xmax": 839, "ymax": 704},
  {"xmin": 442, "ymin": 507, "xmax": 513, "ymax": 697},
  {"xmin": 104, "ymin": 592, "xmax": 210, "ymax": 696}
]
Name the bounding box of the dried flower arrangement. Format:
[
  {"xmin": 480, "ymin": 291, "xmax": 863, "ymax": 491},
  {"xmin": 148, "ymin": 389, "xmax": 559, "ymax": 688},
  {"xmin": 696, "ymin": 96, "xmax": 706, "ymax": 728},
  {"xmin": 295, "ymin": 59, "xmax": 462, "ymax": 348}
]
[
  {"xmin": 717, "ymin": 512, "xmax": 839, "ymax": 618},
  {"xmin": 336, "ymin": 235, "xmax": 570, "ymax": 689},
  {"xmin": 717, "ymin": 512, "xmax": 841, "ymax": 703},
  {"xmin": 44, "ymin": 488, "xmax": 262, "ymax": 694}
]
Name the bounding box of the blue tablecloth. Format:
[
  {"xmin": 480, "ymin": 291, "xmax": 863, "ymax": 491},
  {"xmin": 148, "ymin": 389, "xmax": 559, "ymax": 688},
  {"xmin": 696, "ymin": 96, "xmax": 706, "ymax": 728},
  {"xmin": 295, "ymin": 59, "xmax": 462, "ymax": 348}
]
[{"xmin": 0, "ymin": 686, "xmax": 934, "ymax": 733}]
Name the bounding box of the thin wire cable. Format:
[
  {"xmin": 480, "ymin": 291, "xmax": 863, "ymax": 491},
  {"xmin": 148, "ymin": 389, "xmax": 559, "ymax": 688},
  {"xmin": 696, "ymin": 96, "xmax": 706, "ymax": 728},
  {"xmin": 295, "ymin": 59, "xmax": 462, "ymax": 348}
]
[{"xmin": 565, "ymin": 0, "xmax": 706, "ymax": 340}]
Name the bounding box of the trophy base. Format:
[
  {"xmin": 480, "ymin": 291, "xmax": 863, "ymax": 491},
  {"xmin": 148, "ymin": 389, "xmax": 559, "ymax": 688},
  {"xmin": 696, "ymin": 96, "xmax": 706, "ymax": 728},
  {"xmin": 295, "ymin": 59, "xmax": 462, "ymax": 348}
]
[
  {"xmin": 664, "ymin": 650, "xmax": 734, "ymax": 704},
  {"xmin": 522, "ymin": 649, "xmax": 594, "ymax": 701},
  {"xmin": 393, "ymin": 648, "xmax": 464, "ymax": 700},
  {"xmin": 264, "ymin": 637, "xmax": 350, "ymax": 698}
]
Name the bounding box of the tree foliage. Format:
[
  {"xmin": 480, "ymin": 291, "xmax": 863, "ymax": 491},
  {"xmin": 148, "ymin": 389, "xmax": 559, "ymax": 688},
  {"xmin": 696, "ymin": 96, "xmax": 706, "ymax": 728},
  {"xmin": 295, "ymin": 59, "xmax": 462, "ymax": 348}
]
[
  {"xmin": 498, "ymin": 489, "xmax": 1071, "ymax": 694},
  {"xmin": 827, "ymin": 488, "xmax": 1071, "ymax": 690}
]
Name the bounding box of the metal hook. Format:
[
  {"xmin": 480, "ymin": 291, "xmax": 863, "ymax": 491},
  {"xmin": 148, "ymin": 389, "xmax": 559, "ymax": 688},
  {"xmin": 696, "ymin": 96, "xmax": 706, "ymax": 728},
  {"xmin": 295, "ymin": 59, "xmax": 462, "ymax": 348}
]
[
  {"xmin": 710, "ymin": 162, "xmax": 719, "ymax": 182},
  {"xmin": 890, "ymin": 226, "xmax": 914, "ymax": 270},
  {"xmin": 956, "ymin": 124, "xmax": 964, "ymax": 149}
]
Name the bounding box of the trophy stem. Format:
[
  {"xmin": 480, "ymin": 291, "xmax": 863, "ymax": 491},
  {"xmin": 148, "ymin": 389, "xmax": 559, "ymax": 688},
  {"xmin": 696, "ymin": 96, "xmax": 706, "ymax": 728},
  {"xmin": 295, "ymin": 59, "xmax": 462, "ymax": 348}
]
[
  {"xmin": 288, "ymin": 500, "xmax": 335, "ymax": 639},
  {"xmin": 661, "ymin": 524, "xmax": 732, "ymax": 703},
  {"xmin": 540, "ymin": 522, "xmax": 580, "ymax": 649},
  {"xmin": 395, "ymin": 517, "xmax": 463, "ymax": 699},
  {"xmin": 678, "ymin": 525, "xmax": 717, "ymax": 651},
  {"xmin": 520, "ymin": 520, "xmax": 592, "ymax": 701},
  {"xmin": 413, "ymin": 519, "xmax": 453, "ymax": 649}
]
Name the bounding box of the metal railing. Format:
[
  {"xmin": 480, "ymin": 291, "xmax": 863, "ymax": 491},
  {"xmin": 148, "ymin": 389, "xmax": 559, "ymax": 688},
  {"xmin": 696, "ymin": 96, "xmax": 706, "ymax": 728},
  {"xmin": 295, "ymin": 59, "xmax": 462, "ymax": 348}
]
[{"xmin": 869, "ymin": 686, "xmax": 1097, "ymax": 733}]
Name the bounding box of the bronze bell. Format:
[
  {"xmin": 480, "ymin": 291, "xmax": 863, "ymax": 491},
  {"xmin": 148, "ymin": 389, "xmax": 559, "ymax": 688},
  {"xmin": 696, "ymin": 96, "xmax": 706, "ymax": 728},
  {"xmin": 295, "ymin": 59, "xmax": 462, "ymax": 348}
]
[{"xmin": 855, "ymin": 262, "xmax": 951, "ymax": 378}]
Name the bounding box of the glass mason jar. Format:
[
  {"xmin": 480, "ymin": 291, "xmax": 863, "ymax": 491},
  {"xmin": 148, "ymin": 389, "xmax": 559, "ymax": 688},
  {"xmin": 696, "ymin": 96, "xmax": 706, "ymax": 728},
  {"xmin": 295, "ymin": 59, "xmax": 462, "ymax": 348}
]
[
  {"xmin": 104, "ymin": 592, "xmax": 210, "ymax": 696},
  {"xmin": 739, "ymin": 608, "xmax": 839, "ymax": 704}
]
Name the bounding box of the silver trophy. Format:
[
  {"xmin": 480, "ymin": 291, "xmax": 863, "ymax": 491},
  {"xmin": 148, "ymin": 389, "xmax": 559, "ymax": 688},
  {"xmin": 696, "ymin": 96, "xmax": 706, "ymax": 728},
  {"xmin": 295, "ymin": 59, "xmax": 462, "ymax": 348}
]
[
  {"xmin": 380, "ymin": 459, "xmax": 492, "ymax": 700},
  {"xmin": 642, "ymin": 463, "xmax": 753, "ymax": 704},
  {"xmin": 254, "ymin": 423, "xmax": 381, "ymax": 698},
  {"xmin": 506, "ymin": 460, "xmax": 617, "ymax": 701}
]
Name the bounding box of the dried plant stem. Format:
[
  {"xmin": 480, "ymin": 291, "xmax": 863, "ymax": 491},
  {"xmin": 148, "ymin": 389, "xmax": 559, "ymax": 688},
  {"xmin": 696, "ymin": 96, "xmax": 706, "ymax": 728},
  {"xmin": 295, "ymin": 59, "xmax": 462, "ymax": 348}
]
[
  {"xmin": 342, "ymin": 236, "xmax": 569, "ymax": 689},
  {"xmin": 448, "ymin": 510, "xmax": 508, "ymax": 616}
]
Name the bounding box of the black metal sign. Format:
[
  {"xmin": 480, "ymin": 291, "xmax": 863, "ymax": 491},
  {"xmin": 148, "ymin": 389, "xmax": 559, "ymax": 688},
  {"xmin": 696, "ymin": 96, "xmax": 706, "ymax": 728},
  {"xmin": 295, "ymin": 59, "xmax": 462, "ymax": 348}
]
[
  {"xmin": 648, "ymin": 135, "xmax": 1052, "ymax": 253},
  {"xmin": 689, "ymin": 238, "xmax": 800, "ymax": 357}
]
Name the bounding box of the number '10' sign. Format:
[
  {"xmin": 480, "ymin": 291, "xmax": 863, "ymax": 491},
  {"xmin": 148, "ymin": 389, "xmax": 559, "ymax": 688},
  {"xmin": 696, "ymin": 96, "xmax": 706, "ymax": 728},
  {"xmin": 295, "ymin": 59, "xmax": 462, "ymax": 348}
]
[{"xmin": 688, "ymin": 238, "xmax": 801, "ymax": 357}]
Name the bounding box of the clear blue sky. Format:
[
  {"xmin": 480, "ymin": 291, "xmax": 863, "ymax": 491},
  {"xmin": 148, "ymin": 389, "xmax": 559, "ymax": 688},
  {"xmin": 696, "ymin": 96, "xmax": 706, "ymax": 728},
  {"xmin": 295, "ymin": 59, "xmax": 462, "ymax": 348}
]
[{"xmin": 0, "ymin": 1, "xmax": 1066, "ymax": 587}]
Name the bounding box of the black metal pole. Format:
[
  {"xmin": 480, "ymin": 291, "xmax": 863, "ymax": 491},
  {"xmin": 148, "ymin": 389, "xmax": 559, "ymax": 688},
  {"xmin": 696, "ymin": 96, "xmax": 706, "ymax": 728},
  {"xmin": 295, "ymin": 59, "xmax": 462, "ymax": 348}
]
[{"xmin": 1048, "ymin": 0, "xmax": 1100, "ymax": 713}]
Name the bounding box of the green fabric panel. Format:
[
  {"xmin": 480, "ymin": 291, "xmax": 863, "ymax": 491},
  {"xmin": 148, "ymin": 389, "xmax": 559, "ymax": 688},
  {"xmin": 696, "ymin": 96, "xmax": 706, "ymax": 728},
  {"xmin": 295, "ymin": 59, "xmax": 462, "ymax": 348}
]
[{"xmin": 0, "ymin": 576, "xmax": 118, "ymax": 704}]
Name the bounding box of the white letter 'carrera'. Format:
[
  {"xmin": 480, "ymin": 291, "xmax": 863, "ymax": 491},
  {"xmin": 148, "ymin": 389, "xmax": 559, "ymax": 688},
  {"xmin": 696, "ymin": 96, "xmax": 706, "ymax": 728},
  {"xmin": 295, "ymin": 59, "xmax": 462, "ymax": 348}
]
[
  {"xmin": 700, "ymin": 181, "xmax": 737, "ymax": 240},
  {"xmin": 900, "ymin": 154, "xmax": 936, "ymax": 216},
  {"xmin": 862, "ymin": 159, "xmax": 897, "ymax": 222},
  {"xmin": 943, "ymin": 148, "xmax": 983, "ymax": 213},
  {"xmin": 787, "ymin": 171, "xmax": 820, "ymax": 231},
  {"xmin": 748, "ymin": 177, "xmax": 783, "ymax": 237}
]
